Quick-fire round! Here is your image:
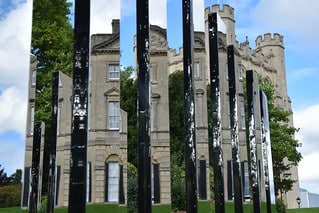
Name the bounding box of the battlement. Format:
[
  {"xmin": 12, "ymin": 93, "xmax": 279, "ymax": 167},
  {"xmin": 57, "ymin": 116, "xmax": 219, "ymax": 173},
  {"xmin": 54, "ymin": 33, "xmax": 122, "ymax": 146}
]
[
  {"xmin": 205, "ymin": 4, "xmax": 234, "ymax": 20},
  {"xmin": 255, "ymin": 33, "xmax": 284, "ymax": 48}
]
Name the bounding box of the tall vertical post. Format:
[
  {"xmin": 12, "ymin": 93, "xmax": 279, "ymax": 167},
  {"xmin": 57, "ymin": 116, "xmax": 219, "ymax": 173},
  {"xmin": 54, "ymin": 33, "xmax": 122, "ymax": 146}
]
[
  {"xmin": 260, "ymin": 90, "xmax": 275, "ymax": 213},
  {"xmin": 183, "ymin": 0, "xmax": 197, "ymax": 212},
  {"xmin": 208, "ymin": 12, "xmax": 225, "ymax": 213},
  {"xmin": 136, "ymin": 0, "xmax": 152, "ymax": 212},
  {"xmin": 29, "ymin": 122, "xmax": 43, "ymax": 213},
  {"xmin": 47, "ymin": 72, "xmax": 59, "ymax": 213},
  {"xmin": 68, "ymin": 0, "xmax": 90, "ymax": 212},
  {"xmin": 227, "ymin": 45, "xmax": 243, "ymax": 213},
  {"xmin": 246, "ymin": 70, "xmax": 261, "ymax": 213}
]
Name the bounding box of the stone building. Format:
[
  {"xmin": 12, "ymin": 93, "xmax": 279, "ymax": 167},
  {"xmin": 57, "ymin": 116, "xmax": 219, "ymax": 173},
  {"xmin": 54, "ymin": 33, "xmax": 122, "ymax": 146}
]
[
  {"xmin": 22, "ymin": 54, "xmax": 45, "ymax": 209},
  {"xmin": 22, "ymin": 3, "xmax": 300, "ymax": 209},
  {"xmin": 167, "ymin": 3, "xmax": 300, "ymax": 209},
  {"xmin": 23, "ymin": 20, "xmax": 128, "ymax": 207}
]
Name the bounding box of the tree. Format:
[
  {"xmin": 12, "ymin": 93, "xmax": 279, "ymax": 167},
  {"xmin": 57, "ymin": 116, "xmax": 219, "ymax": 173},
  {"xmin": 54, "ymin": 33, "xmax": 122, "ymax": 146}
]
[
  {"xmin": 0, "ymin": 165, "xmax": 8, "ymax": 186},
  {"xmin": 168, "ymin": 70, "xmax": 187, "ymax": 210},
  {"xmin": 31, "ymin": 0, "xmax": 74, "ymax": 194},
  {"xmin": 168, "ymin": 70, "xmax": 185, "ymax": 166},
  {"xmin": 120, "ymin": 66, "xmax": 138, "ymax": 166},
  {"xmin": 259, "ymin": 76, "xmax": 302, "ymax": 197},
  {"xmin": 9, "ymin": 169, "xmax": 22, "ymax": 185},
  {"xmin": 32, "ymin": 0, "xmax": 73, "ymax": 126}
]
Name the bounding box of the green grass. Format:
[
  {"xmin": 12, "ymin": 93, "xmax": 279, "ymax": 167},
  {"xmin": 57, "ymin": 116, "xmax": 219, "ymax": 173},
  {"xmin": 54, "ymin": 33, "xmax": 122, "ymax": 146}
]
[
  {"xmin": 0, "ymin": 204, "xmax": 169, "ymax": 213},
  {"xmin": 1, "ymin": 203, "xmax": 318, "ymax": 213},
  {"xmin": 287, "ymin": 207, "xmax": 319, "ymax": 213}
]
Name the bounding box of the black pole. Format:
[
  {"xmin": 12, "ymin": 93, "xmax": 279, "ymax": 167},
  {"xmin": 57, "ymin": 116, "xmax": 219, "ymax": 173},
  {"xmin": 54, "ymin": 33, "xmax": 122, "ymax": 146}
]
[
  {"xmin": 29, "ymin": 121, "xmax": 43, "ymax": 213},
  {"xmin": 227, "ymin": 45, "xmax": 243, "ymax": 213},
  {"xmin": 208, "ymin": 12, "xmax": 225, "ymax": 213},
  {"xmin": 246, "ymin": 70, "xmax": 261, "ymax": 213},
  {"xmin": 47, "ymin": 72, "xmax": 59, "ymax": 213},
  {"xmin": 260, "ymin": 90, "xmax": 272, "ymax": 213},
  {"xmin": 68, "ymin": 0, "xmax": 90, "ymax": 212},
  {"xmin": 136, "ymin": 0, "xmax": 152, "ymax": 212},
  {"xmin": 183, "ymin": 0, "xmax": 197, "ymax": 212}
]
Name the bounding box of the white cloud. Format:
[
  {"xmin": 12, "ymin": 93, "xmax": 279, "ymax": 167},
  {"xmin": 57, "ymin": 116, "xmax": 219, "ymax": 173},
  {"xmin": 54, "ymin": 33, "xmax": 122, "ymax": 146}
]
[
  {"xmin": 294, "ymin": 105, "xmax": 319, "ymax": 155},
  {"xmin": 0, "ymin": 0, "xmax": 31, "ymax": 135},
  {"xmin": 150, "ymin": 0, "xmax": 167, "ymax": 28},
  {"xmin": 249, "ymin": 0, "xmax": 319, "ymax": 49},
  {"xmin": 0, "ymin": 0, "xmax": 32, "ymax": 89},
  {"xmin": 90, "ymin": 0, "xmax": 120, "ymax": 34},
  {"xmin": 294, "ymin": 104, "xmax": 319, "ymax": 193},
  {"xmin": 193, "ymin": 0, "xmax": 204, "ymax": 31},
  {"xmin": 298, "ymin": 152, "xmax": 319, "ymax": 194},
  {"xmin": 0, "ymin": 86, "xmax": 27, "ymax": 135}
]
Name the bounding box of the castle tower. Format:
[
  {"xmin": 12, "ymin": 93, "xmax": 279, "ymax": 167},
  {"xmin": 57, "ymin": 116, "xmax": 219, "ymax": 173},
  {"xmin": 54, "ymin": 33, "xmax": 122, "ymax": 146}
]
[
  {"xmin": 256, "ymin": 33, "xmax": 300, "ymax": 209},
  {"xmin": 255, "ymin": 33, "xmax": 290, "ymax": 109},
  {"xmin": 211, "ymin": 4, "xmax": 236, "ymax": 45}
]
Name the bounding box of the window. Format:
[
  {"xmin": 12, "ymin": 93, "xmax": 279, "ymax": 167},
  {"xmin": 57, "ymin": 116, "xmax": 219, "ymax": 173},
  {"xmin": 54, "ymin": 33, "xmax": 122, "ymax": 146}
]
[
  {"xmin": 31, "ymin": 70, "xmax": 36, "ymax": 86},
  {"xmin": 87, "ymin": 162, "xmax": 91, "ymax": 202},
  {"xmin": 56, "ymin": 166, "xmax": 61, "ymax": 205},
  {"xmin": 240, "ymin": 100, "xmax": 246, "ymax": 129},
  {"xmin": 227, "ymin": 160, "xmax": 234, "ymax": 200},
  {"xmin": 194, "ymin": 61, "xmax": 201, "ymax": 79},
  {"xmin": 57, "ymin": 106, "xmax": 61, "ymax": 135},
  {"xmin": 22, "ymin": 167, "xmax": 31, "ymax": 207},
  {"xmin": 105, "ymin": 162, "xmax": 119, "ymax": 202},
  {"xmin": 227, "ymin": 96, "xmax": 231, "ymax": 128},
  {"xmin": 238, "ymin": 64, "xmax": 243, "ymax": 81},
  {"xmin": 198, "ymin": 160, "xmax": 207, "ymax": 200},
  {"xmin": 241, "ymin": 161, "xmax": 250, "ymax": 200},
  {"xmin": 152, "ymin": 164, "xmax": 160, "ymax": 203},
  {"xmin": 30, "ymin": 106, "xmax": 35, "ymax": 135},
  {"xmin": 108, "ymin": 102, "xmax": 120, "ymax": 129},
  {"xmin": 108, "ymin": 64, "xmax": 120, "ymax": 80}
]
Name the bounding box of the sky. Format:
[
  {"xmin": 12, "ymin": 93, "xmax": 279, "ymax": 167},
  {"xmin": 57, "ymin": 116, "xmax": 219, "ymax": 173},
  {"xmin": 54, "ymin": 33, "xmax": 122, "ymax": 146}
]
[{"xmin": 0, "ymin": 0, "xmax": 319, "ymax": 196}]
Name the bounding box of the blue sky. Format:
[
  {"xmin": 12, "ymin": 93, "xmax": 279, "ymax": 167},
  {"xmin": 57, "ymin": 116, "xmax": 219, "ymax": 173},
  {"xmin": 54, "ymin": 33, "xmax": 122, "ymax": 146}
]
[{"xmin": 0, "ymin": 0, "xmax": 319, "ymax": 195}]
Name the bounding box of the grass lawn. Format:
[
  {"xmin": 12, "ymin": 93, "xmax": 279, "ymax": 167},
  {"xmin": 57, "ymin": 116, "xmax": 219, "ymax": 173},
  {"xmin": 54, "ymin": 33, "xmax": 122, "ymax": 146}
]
[
  {"xmin": 287, "ymin": 207, "xmax": 319, "ymax": 213},
  {"xmin": 1, "ymin": 203, "xmax": 318, "ymax": 213}
]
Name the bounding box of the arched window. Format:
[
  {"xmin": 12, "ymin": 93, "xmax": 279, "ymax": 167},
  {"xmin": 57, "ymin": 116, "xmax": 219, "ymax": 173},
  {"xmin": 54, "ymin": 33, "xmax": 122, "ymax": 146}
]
[{"xmin": 105, "ymin": 155, "xmax": 124, "ymax": 203}]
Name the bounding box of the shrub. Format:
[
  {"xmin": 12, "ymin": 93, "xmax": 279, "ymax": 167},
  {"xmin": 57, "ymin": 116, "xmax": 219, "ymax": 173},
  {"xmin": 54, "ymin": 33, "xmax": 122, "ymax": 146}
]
[
  {"xmin": 276, "ymin": 198, "xmax": 286, "ymax": 213},
  {"xmin": 0, "ymin": 185, "xmax": 21, "ymax": 207},
  {"xmin": 127, "ymin": 163, "xmax": 138, "ymax": 213}
]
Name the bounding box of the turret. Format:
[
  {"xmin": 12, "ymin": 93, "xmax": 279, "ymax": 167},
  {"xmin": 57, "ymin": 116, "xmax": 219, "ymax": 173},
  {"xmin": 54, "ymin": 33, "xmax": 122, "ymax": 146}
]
[
  {"xmin": 255, "ymin": 33, "xmax": 284, "ymax": 50},
  {"xmin": 206, "ymin": 4, "xmax": 235, "ymax": 45},
  {"xmin": 256, "ymin": 33, "xmax": 289, "ymax": 109}
]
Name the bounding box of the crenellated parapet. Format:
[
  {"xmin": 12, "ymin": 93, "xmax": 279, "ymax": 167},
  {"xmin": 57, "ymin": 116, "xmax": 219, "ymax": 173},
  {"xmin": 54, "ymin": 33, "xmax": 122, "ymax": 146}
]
[
  {"xmin": 205, "ymin": 4, "xmax": 235, "ymax": 45},
  {"xmin": 255, "ymin": 33, "xmax": 284, "ymax": 49},
  {"xmin": 206, "ymin": 4, "xmax": 235, "ymax": 21}
]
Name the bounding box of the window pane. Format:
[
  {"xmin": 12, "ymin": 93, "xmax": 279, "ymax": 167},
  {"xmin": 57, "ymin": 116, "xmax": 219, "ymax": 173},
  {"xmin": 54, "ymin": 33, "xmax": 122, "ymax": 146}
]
[
  {"xmin": 108, "ymin": 64, "xmax": 120, "ymax": 80},
  {"xmin": 108, "ymin": 102, "xmax": 120, "ymax": 129},
  {"xmin": 108, "ymin": 162, "xmax": 119, "ymax": 202},
  {"xmin": 31, "ymin": 70, "xmax": 37, "ymax": 86},
  {"xmin": 30, "ymin": 106, "xmax": 35, "ymax": 134},
  {"xmin": 240, "ymin": 100, "xmax": 245, "ymax": 129}
]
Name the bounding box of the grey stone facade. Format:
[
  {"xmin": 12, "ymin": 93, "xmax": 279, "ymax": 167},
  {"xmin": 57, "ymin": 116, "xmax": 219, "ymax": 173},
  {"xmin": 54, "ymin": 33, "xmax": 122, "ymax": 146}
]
[{"xmin": 23, "ymin": 3, "xmax": 300, "ymax": 209}]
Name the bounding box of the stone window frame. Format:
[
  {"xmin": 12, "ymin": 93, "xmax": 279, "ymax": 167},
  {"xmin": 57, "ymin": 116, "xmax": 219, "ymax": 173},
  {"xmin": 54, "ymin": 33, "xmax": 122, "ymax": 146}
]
[
  {"xmin": 105, "ymin": 155, "xmax": 124, "ymax": 204},
  {"xmin": 107, "ymin": 63, "xmax": 120, "ymax": 81},
  {"xmin": 104, "ymin": 88, "xmax": 120, "ymax": 130}
]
